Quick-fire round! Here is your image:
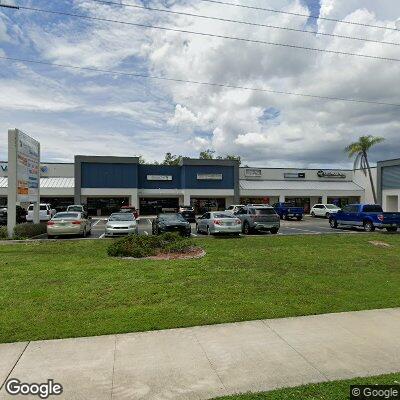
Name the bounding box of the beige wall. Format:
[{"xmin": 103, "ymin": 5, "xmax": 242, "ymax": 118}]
[{"xmin": 353, "ymin": 167, "xmax": 377, "ymax": 204}]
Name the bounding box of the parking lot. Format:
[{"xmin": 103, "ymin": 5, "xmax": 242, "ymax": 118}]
[{"xmin": 85, "ymin": 215, "xmax": 374, "ymax": 239}]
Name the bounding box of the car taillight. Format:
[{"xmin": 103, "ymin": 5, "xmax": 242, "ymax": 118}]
[
  {"xmin": 378, "ymin": 214, "xmax": 384, "ymax": 222},
  {"xmin": 47, "ymin": 221, "xmax": 55, "ymax": 225},
  {"xmin": 72, "ymin": 221, "xmax": 82, "ymax": 225},
  {"xmin": 214, "ymin": 219, "xmax": 223, "ymax": 225}
]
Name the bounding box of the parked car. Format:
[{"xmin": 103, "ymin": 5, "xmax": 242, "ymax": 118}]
[
  {"xmin": 152, "ymin": 213, "xmax": 191, "ymax": 237},
  {"xmin": 329, "ymin": 204, "xmax": 400, "ymax": 232},
  {"xmin": 67, "ymin": 204, "xmax": 88, "ymax": 218},
  {"xmin": 235, "ymin": 205, "xmax": 280, "ymax": 234},
  {"xmin": 105, "ymin": 212, "xmax": 138, "ymax": 237},
  {"xmin": 273, "ymin": 202, "xmax": 304, "ymax": 220},
  {"xmin": 0, "ymin": 205, "xmax": 27, "ymax": 225},
  {"xmin": 119, "ymin": 205, "xmax": 139, "ymax": 219},
  {"xmin": 196, "ymin": 211, "xmax": 242, "ymax": 236},
  {"xmin": 179, "ymin": 205, "xmax": 196, "ymax": 223},
  {"xmin": 26, "ymin": 203, "xmax": 56, "ymax": 222},
  {"xmin": 225, "ymin": 204, "xmax": 245, "ymax": 214},
  {"xmin": 47, "ymin": 211, "xmax": 92, "ymax": 238},
  {"xmin": 310, "ymin": 204, "xmax": 341, "ymax": 218}
]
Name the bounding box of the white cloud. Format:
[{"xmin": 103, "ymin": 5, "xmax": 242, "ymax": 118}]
[{"xmin": 1, "ymin": 0, "xmax": 400, "ymax": 166}]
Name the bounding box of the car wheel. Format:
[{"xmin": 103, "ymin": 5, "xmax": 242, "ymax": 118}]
[
  {"xmin": 386, "ymin": 227, "xmax": 398, "ymax": 232},
  {"xmin": 206, "ymin": 226, "xmax": 211, "ymax": 236},
  {"xmin": 296, "ymin": 216, "xmax": 303, "ymax": 221},
  {"xmin": 364, "ymin": 221, "xmax": 375, "ymax": 232},
  {"xmin": 243, "ymin": 222, "xmax": 251, "ymax": 235},
  {"xmin": 311, "ymin": 211, "xmax": 315, "ymax": 217},
  {"xmin": 47, "ymin": 235, "xmax": 54, "ymax": 239},
  {"xmin": 196, "ymin": 224, "xmax": 201, "ymax": 234},
  {"xmin": 325, "ymin": 212, "xmax": 330, "ymax": 219},
  {"xmin": 329, "ymin": 218, "xmax": 338, "ymax": 229},
  {"xmin": 270, "ymin": 228, "xmax": 279, "ymax": 234}
]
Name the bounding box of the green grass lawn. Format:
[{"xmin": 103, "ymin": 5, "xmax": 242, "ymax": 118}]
[
  {"xmin": 212, "ymin": 372, "xmax": 400, "ymax": 400},
  {"xmin": 0, "ymin": 234, "xmax": 399, "ymax": 343}
]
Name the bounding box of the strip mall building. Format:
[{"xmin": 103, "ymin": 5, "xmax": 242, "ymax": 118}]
[{"xmin": 1, "ymin": 155, "xmax": 399, "ymax": 215}]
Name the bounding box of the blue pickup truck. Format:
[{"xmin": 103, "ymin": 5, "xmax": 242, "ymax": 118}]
[
  {"xmin": 329, "ymin": 204, "xmax": 400, "ymax": 232},
  {"xmin": 273, "ymin": 202, "xmax": 304, "ymax": 221}
]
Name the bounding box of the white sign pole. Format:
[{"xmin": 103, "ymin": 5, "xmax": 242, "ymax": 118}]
[
  {"xmin": 7, "ymin": 129, "xmax": 40, "ymax": 238},
  {"xmin": 7, "ymin": 129, "xmax": 17, "ymax": 238}
]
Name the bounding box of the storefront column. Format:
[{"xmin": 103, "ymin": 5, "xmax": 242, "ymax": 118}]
[
  {"xmin": 322, "ymin": 195, "xmax": 328, "ymax": 204},
  {"xmin": 183, "ymin": 192, "xmax": 191, "ymax": 206},
  {"xmin": 129, "ymin": 192, "xmax": 139, "ymax": 209},
  {"xmin": 279, "ymin": 194, "xmax": 285, "ymax": 202}
]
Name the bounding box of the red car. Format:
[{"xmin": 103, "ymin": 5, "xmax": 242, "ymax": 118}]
[{"xmin": 119, "ymin": 206, "xmax": 139, "ymax": 219}]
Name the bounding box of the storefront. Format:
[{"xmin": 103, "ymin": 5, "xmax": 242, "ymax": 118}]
[{"xmin": 3, "ymin": 155, "xmax": 398, "ymax": 215}]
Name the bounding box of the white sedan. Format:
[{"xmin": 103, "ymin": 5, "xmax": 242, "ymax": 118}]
[{"xmin": 310, "ymin": 204, "xmax": 341, "ymax": 218}]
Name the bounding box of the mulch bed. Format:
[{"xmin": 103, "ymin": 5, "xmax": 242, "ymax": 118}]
[{"xmin": 119, "ymin": 246, "xmax": 206, "ymax": 260}]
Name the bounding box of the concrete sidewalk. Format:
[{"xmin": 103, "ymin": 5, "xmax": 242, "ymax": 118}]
[{"xmin": 1, "ymin": 308, "xmax": 400, "ymax": 400}]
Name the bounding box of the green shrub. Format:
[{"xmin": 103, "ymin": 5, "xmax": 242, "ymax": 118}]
[
  {"xmin": 107, "ymin": 232, "xmax": 195, "ymax": 258},
  {"xmin": 0, "ymin": 226, "xmax": 7, "ymax": 239},
  {"xmin": 13, "ymin": 223, "xmax": 47, "ymax": 239}
]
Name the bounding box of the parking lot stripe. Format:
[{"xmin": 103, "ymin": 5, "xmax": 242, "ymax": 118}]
[{"xmin": 99, "ymin": 233, "xmax": 105, "ymax": 239}]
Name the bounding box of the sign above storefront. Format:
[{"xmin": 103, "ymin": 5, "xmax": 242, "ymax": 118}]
[
  {"xmin": 284, "ymin": 172, "xmax": 306, "ymax": 179},
  {"xmin": 147, "ymin": 175, "xmax": 173, "ymax": 181},
  {"xmin": 317, "ymin": 170, "xmax": 346, "ymax": 179},
  {"xmin": 245, "ymin": 168, "xmax": 262, "ymax": 178},
  {"xmin": 197, "ymin": 173, "xmax": 223, "ymax": 180}
]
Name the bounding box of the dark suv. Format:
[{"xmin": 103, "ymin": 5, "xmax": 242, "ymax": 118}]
[
  {"xmin": 235, "ymin": 205, "xmax": 280, "ymax": 234},
  {"xmin": 0, "ymin": 205, "xmax": 27, "ymax": 225}
]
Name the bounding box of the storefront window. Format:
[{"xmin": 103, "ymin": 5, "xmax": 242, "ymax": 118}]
[
  {"xmin": 139, "ymin": 197, "xmax": 179, "ymax": 215},
  {"xmin": 87, "ymin": 197, "xmax": 130, "ymax": 216},
  {"xmin": 190, "ymin": 198, "xmax": 226, "ymax": 214},
  {"xmin": 327, "ymin": 197, "xmax": 361, "ymax": 208},
  {"xmin": 285, "ymin": 197, "xmax": 311, "ymax": 213},
  {"xmin": 40, "ymin": 197, "xmax": 74, "ymax": 213}
]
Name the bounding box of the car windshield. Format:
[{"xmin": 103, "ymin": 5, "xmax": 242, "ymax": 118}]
[
  {"xmin": 68, "ymin": 206, "xmax": 83, "ymax": 211},
  {"xmin": 326, "ymin": 204, "xmax": 340, "ymax": 209},
  {"xmin": 53, "ymin": 212, "xmax": 79, "ymax": 219},
  {"xmin": 109, "ymin": 213, "xmax": 135, "ymax": 221},
  {"xmin": 213, "ymin": 213, "xmax": 235, "ymax": 218},
  {"xmin": 40, "ymin": 205, "xmax": 47, "ymax": 210},
  {"xmin": 252, "ymin": 208, "xmax": 276, "ymax": 215},
  {"xmin": 159, "ymin": 214, "xmax": 186, "ymax": 222}
]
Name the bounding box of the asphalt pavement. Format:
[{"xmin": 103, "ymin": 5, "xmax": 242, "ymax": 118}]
[{"xmin": 88, "ymin": 215, "xmax": 372, "ymax": 239}]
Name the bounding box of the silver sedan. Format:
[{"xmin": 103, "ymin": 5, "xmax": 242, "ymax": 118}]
[
  {"xmin": 105, "ymin": 212, "xmax": 138, "ymax": 237},
  {"xmin": 196, "ymin": 212, "xmax": 242, "ymax": 235}
]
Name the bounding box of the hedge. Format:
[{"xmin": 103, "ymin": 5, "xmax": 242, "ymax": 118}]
[
  {"xmin": 13, "ymin": 223, "xmax": 47, "ymax": 239},
  {"xmin": 107, "ymin": 232, "xmax": 195, "ymax": 258}
]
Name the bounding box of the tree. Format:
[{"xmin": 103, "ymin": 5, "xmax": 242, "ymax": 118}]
[
  {"xmin": 345, "ymin": 135, "xmax": 384, "ymax": 204},
  {"xmin": 161, "ymin": 152, "xmax": 182, "ymax": 165},
  {"xmin": 199, "ymin": 149, "xmax": 215, "ymax": 160},
  {"xmin": 138, "ymin": 156, "xmax": 146, "ymax": 164}
]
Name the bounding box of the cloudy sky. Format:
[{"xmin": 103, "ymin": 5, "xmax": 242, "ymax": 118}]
[{"xmin": 0, "ymin": 0, "xmax": 399, "ymax": 167}]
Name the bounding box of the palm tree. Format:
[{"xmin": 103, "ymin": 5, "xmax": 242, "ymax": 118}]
[{"xmin": 345, "ymin": 135, "xmax": 385, "ymax": 204}]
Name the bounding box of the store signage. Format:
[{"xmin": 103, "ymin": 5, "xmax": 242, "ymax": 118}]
[
  {"xmin": 317, "ymin": 170, "xmax": 346, "ymax": 179},
  {"xmin": 147, "ymin": 175, "xmax": 173, "ymax": 181},
  {"xmin": 0, "ymin": 164, "xmax": 48, "ymax": 174},
  {"xmin": 197, "ymin": 173, "xmax": 223, "ymax": 180},
  {"xmin": 245, "ymin": 168, "xmax": 262, "ymax": 177},
  {"xmin": 16, "ymin": 131, "xmax": 40, "ymax": 202},
  {"xmin": 284, "ymin": 172, "xmax": 306, "ymax": 179}
]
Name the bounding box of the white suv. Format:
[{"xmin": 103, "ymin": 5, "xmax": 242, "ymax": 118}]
[
  {"xmin": 310, "ymin": 204, "xmax": 341, "ymax": 218},
  {"xmin": 26, "ymin": 203, "xmax": 56, "ymax": 222}
]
